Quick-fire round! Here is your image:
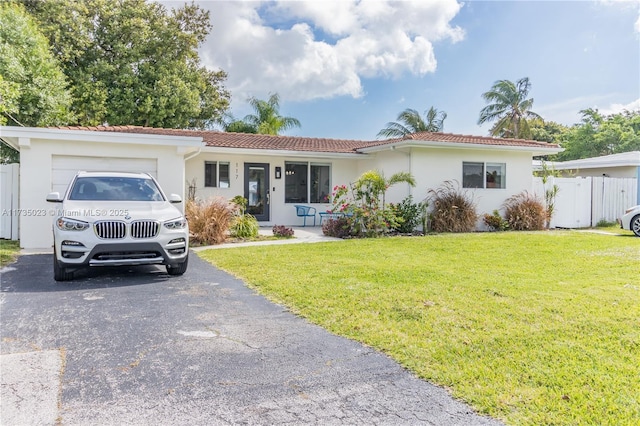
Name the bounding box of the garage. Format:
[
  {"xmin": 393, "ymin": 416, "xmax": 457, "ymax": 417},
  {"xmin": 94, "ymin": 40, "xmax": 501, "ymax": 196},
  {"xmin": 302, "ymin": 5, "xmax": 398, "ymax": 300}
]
[
  {"xmin": 0, "ymin": 126, "xmax": 202, "ymax": 249},
  {"xmin": 51, "ymin": 155, "xmax": 157, "ymax": 194}
]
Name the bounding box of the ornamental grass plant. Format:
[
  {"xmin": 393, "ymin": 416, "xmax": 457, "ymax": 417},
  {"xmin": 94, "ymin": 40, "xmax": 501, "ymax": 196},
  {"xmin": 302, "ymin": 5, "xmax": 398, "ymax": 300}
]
[
  {"xmin": 428, "ymin": 180, "xmax": 478, "ymax": 232},
  {"xmin": 503, "ymin": 191, "xmax": 546, "ymax": 231},
  {"xmin": 185, "ymin": 198, "xmax": 234, "ymax": 245}
]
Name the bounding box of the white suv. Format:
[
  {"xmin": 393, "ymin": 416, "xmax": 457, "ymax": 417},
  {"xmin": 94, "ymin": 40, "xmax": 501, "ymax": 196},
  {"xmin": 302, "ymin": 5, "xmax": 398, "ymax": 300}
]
[
  {"xmin": 621, "ymin": 205, "xmax": 640, "ymax": 237},
  {"xmin": 46, "ymin": 171, "xmax": 189, "ymax": 281}
]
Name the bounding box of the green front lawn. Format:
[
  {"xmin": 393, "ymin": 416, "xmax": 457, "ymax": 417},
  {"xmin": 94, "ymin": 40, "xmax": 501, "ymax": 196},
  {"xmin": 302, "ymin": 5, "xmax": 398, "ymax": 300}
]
[
  {"xmin": 199, "ymin": 231, "xmax": 640, "ymax": 425},
  {"xmin": 0, "ymin": 239, "xmax": 20, "ymax": 267}
]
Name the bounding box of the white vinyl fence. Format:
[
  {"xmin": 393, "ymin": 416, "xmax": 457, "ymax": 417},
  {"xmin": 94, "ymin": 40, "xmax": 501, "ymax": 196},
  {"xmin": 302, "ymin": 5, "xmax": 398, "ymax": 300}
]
[
  {"xmin": 533, "ymin": 176, "xmax": 637, "ymax": 228},
  {"xmin": 1, "ymin": 163, "xmax": 19, "ymax": 240}
]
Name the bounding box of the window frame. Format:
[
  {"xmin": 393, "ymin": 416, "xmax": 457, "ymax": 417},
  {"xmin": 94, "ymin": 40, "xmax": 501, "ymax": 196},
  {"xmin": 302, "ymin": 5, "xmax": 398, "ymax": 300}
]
[
  {"xmin": 204, "ymin": 161, "xmax": 230, "ymax": 188},
  {"xmin": 310, "ymin": 163, "xmax": 331, "ymax": 204},
  {"xmin": 462, "ymin": 161, "xmax": 506, "ymax": 189},
  {"xmin": 284, "ymin": 161, "xmax": 331, "ymax": 204}
]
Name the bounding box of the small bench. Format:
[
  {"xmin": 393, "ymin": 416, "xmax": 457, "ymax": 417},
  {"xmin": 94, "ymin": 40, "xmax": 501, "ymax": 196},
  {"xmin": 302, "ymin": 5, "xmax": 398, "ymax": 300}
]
[
  {"xmin": 319, "ymin": 212, "xmax": 343, "ymax": 225},
  {"xmin": 294, "ymin": 205, "xmax": 316, "ymax": 227}
]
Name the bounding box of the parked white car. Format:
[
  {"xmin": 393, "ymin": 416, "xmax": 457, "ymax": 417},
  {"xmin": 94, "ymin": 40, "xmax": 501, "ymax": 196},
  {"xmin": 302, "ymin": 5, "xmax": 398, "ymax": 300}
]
[
  {"xmin": 46, "ymin": 171, "xmax": 189, "ymax": 281},
  {"xmin": 621, "ymin": 205, "xmax": 640, "ymax": 237}
]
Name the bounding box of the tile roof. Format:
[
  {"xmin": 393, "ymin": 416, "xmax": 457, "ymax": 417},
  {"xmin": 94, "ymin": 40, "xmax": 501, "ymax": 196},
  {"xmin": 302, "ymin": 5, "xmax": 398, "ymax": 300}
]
[
  {"xmin": 362, "ymin": 131, "xmax": 560, "ymax": 150},
  {"xmin": 52, "ymin": 126, "xmax": 560, "ymax": 153}
]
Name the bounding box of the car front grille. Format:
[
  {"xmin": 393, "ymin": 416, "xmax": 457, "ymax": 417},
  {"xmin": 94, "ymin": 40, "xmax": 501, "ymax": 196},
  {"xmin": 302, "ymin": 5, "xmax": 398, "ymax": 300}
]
[
  {"xmin": 131, "ymin": 220, "xmax": 159, "ymax": 239},
  {"xmin": 94, "ymin": 221, "xmax": 126, "ymax": 239},
  {"xmin": 94, "ymin": 220, "xmax": 160, "ymax": 239}
]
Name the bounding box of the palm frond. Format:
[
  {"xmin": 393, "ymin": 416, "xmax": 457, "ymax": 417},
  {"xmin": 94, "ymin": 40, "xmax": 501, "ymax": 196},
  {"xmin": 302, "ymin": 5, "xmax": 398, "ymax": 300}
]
[{"xmin": 479, "ymin": 77, "xmax": 541, "ymax": 138}]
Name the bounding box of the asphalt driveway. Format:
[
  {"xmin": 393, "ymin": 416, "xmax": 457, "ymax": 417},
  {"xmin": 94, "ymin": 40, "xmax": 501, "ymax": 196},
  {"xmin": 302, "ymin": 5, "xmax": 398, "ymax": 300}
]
[{"xmin": 1, "ymin": 252, "xmax": 502, "ymax": 425}]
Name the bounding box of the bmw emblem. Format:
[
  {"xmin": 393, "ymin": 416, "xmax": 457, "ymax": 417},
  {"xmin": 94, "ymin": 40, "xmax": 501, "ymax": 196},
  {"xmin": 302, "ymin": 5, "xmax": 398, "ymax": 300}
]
[{"xmin": 124, "ymin": 214, "xmax": 132, "ymax": 220}]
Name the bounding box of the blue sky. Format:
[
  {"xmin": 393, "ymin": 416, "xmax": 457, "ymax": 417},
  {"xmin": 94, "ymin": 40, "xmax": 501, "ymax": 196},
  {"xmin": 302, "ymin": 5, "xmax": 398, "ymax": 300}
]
[{"xmin": 186, "ymin": 0, "xmax": 640, "ymax": 140}]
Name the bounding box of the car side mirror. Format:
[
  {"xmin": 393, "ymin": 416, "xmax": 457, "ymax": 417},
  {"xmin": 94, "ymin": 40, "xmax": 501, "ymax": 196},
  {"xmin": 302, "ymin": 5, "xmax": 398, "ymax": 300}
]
[
  {"xmin": 168, "ymin": 194, "xmax": 182, "ymax": 204},
  {"xmin": 46, "ymin": 192, "xmax": 63, "ymax": 203}
]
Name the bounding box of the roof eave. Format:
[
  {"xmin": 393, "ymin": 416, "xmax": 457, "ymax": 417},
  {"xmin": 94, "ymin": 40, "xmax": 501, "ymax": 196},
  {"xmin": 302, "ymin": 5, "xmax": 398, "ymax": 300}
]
[
  {"xmin": 356, "ymin": 140, "xmax": 563, "ymax": 155},
  {"xmin": 199, "ymin": 146, "xmax": 367, "ymax": 158},
  {"xmin": 549, "ymin": 162, "xmax": 640, "ymax": 170},
  {"xmin": 0, "ymin": 126, "xmax": 203, "ymax": 148}
]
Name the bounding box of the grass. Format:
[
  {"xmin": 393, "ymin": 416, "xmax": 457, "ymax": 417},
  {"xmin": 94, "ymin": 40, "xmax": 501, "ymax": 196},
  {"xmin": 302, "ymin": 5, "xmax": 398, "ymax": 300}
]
[
  {"xmin": 593, "ymin": 223, "xmax": 634, "ymax": 236},
  {"xmin": 198, "ymin": 231, "xmax": 640, "ymax": 425},
  {"xmin": 0, "ymin": 239, "xmax": 20, "ymax": 267}
]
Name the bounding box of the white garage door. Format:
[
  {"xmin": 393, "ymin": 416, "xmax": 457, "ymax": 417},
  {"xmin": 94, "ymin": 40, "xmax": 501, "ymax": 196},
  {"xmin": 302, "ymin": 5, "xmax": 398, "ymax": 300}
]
[{"xmin": 52, "ymin": 155, "xmax": 157, "ymax": 195}]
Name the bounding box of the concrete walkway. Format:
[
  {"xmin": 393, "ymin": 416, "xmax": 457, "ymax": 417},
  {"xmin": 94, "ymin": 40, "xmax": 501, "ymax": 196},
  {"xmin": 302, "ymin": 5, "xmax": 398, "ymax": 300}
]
[{"xmin": 191, "ymin": 226, "xmax": 343, "ymax": 251}]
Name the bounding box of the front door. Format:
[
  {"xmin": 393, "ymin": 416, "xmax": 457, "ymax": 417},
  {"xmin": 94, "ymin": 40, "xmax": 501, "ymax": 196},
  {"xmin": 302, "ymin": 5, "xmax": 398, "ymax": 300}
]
[{"xmin": 244, "ymin": 163, "xmax": 270, "ymax": 221}]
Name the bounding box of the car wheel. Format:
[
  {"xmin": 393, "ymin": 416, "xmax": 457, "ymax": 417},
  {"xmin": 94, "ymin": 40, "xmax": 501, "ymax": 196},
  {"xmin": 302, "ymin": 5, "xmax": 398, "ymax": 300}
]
[
  {"xmin": 166, "ymin": 255, "xmax": 188, "ymax": 276},
  {"xmin": 632, "ymin": 215, "xmax": 640, "ymax": 237},
  {"xmin": 53, "ymin": 248, "xmax": 73, "ymax": 281}
]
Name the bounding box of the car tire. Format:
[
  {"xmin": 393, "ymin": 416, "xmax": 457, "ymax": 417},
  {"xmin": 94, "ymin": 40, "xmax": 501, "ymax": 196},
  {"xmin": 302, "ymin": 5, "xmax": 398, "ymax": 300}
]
[
  {"xmin": 632, "ymin": 215, "xmax": 640, "ymax": 237},
  {"xmin": 53, "ymin": 248, "xmax": 73, "ymax": 281},
  {"xmin": 166, "ymin": 255, "xmax": 188, "ymax": 276}
]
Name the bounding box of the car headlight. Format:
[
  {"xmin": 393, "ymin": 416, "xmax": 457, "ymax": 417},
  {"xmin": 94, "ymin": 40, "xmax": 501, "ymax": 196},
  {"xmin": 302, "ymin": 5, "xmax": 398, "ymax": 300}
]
[
  {"xmin": 164, "ymin": 217, "xmax": 187, "ymax": 230},
  {"xmin": 56, "ymin": 217, "xmax": 90, "ymax": 231}
]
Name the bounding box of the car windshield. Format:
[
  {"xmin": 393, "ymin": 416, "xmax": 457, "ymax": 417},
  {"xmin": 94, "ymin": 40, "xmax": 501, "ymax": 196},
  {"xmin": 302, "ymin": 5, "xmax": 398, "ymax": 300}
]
[{"xmin": 69, "ymin": 177, "xmax": 165, "ymax": 201}]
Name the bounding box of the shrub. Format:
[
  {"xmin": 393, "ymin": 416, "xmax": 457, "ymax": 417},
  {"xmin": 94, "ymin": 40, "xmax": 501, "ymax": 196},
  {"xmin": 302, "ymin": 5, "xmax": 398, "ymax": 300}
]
[
  {"xmin": 272, "ymin": 225, "xmax": 294, "ymax": 238},
  {"xmin": 503, "ymin": 192, "xmax": 546, "ymax": 231},
  {"xmin": 389, "ymin": 195, "xmax": 423, "ymax": 233},
  {"xmin": 230, "ymin": 214, "xmax": 259, "ymax": 238},
  {"xmin": 330, "ymin": 170, "xmax": 416, "ymax": 237},
  {"xmin": 229, "ymin": 195, "xmax": 259, "ymax": 238},
  {"xmin": 427, "ymin": 181, "xmax": 478, "ymax": 233},
  {"xmin": 322, "ymin": 217, "xmax": 352, "ymax": 238},
  {"xmin": 483, "ymin": 210, "xmax": 509, "ymax": 231},
  {"xmin": 596, "ymin": 219, "xmax": 617, "ymax": 228},
  {"xmin": 185, "ymin": 198, "xmax": 234, "ymax": 245}
]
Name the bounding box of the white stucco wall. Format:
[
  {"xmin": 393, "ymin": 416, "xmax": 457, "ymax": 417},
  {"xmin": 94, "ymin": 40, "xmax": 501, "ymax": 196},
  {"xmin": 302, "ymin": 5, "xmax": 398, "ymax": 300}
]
[
  {"xmin": 408, "ymin": 147, "xmax": 536, "ymax": 218},
  {"xmin": 185, "ymin": 152, "xmax": 362, "ymax": 226},
  {"xmin": 556, "ymin": 166, "xmax": 639, "ymax": 179},
  {"xmin": 354, "ymin": 146, "xmax": 536, "ymax": 217},
  {"xmin": 18, "ymin": 136, "xmax": 192, "ymax": 249},
  {"xmin": 185, "ymin": 147, "xmax": 539, "ymax": 229}
]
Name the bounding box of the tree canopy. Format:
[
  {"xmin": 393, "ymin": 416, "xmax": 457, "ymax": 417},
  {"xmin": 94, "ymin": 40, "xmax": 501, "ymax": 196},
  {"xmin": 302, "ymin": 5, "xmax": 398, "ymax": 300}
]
[
  {"xmin": 552, "ymin": 109, "xmax": 640, "ymax": 161},
  {"xmin": 478, "ymin": 77, "xmax": 541, "ymax": 139},
  {"xmin": 0, "ymin": 2, "xmax": 74, "ymax": 127},
  {"xmin": 22, "ymin": 0, "xmax": 230, "ymax": 128},
  {"xmin": 377, "ymin": 107, "xmax": 447, "ymax": 139}
]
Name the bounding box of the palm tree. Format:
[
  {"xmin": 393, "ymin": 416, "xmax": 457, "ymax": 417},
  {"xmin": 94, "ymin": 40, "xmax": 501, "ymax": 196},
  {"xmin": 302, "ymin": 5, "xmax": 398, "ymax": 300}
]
[
  {"xmin": 242, "ymin": 93, "xmax": 301, "ymax": 135},
  {"xmin": 377, "ymin": 106, "xmax": 447, "ymax": 139},
  {"xmin": 353, "ymin": 170, "xmax": 416, "ymax": 208},
  {"xmin": 478, "ymin": 77, "xmax": 542, "ymax": 139}
]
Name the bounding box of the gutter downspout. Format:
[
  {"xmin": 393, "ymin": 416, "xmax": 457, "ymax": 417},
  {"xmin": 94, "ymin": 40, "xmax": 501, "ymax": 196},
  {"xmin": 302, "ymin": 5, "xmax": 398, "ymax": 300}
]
[
  {"xmin": 184, "ymin": 146, "xmax": 202, "ymax": 162},
  {"xmin": 390, "ymin": 145, "xmax": 412, "ymax": 198}
]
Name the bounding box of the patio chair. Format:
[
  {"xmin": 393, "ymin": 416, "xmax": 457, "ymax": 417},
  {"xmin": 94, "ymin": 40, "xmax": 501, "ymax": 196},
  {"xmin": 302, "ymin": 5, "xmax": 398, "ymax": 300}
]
[{"xmin": 294, "ymin": 205, "xmax": 316, "ymax": 227}]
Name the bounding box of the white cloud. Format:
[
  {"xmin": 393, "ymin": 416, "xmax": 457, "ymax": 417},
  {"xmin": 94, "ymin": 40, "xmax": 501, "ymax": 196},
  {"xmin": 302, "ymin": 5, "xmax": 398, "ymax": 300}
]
[
  {"xmin": 600, "ymin": 98, "xmax": 640, "ymax": 115},
  {"xmin": 598, "ymin": 0, "xmax": 640, "ymax": 33},
  {"xmin": 195, "ymin": 0, "xmax": 464, "ymax": 103},
  {"xmin": 537, "ymin": 96, "xmax": 640, "ymax": 126}
]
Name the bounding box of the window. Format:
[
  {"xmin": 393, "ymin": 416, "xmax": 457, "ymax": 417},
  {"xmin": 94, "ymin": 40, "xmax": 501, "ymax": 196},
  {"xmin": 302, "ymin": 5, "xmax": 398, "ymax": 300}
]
[
  {"xmin": 463, "ymin": 162, "xmax": 506, "ymax": 189},
  {"xmin": 311, "ymin": 164, "xmax": 331, "ymax": 203},
  {"xmin": 486, "ymin": 163, "xmax": 506, "ymax": 189},
  {"xmin": 285, "ymin": 162, "xmax": 330, "ymax": 203},
  {"xmin": 204, "ymin": 161, "xmax": 230, "ymax": 188},
  {"xmin": 462, "ymin": 162, "xmax": 484, "ymax": 188},
  {"xmin": 219, "ymin": 163, "xmax": 230, "ymax": 188}
]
